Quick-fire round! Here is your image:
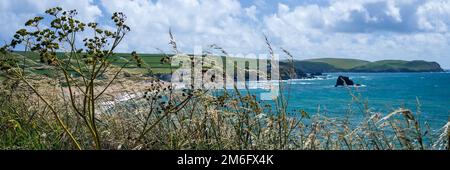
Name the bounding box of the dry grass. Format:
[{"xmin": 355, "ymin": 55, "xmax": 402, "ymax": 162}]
[
  {"xmin": 1, "ymin": 39, "xmax": 449, "ymax": 150},
  {"xmin": 2, "ymin": 75, "xmax": 449, "ymax": 150},
  {"xmin": 0, "ymin": 7, "xmax": 448, "ymax": 150}
]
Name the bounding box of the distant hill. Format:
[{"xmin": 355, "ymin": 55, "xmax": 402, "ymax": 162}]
[
  {"xmin": 279, "ymin": 58, "xmax": 444, "ymax": 79},
  {"xmin": 304, "ymin": 58, "xmax": 370, "ymax": 70},
  {"xmin": 2, "ymin": 52, "xmax": 444, "ymax": 81},
  {"xmin": 281, "ymin": 58, "xmax": 443, "ymax": 75},
  {"xmin": 349, "ymin": 60, "xmax": 443, "ymax": 72}
]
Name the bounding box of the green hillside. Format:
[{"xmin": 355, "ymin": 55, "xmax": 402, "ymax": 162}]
[
  {"xmin": 288, "ymin": 58, "xmax": 444, "ymax": 73},
  {"xmin": 3, "ymin": 51, "xmax": 175, "ymax": 77},
  {"xmin": 1, "ymin": 51, "xmax": 262, "ymax": 78},
  {"xmin": 305, "ymin": 58, "xmax": 370, "ymax": 70},
  {"xmin": 1, "ymin": 52, "xmax": 444, "ymax": 81},
  {"xmin": 350, "ymin": 60, "xmax": 443, "ymax": 72}
]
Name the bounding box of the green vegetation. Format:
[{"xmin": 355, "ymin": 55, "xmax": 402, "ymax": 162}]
[
  {"xmin": 1, "ymin": 7, "xmax": 449, "ymax": 150},
  {"xmin": 1, "ymin": 7, "xmax": 136, "ymax": 149},
  {"xmin": 8, "ymin": 51, "xmax": 173, "ymax": 76},
  {"xmin": 283, "ymin": 58, "xmax": 444, "ymax": 73},
  {"xmin": 305, "ymin": 58, "xmax": 370, "ymax": 70},
  {"xmin": 351, "ymin": 60, "xmax": 443, "ymax": 72},
  {"xmin": 9, "ymin": 51, "xmax": 273, "ymax": 77},
  {"xmin": 9, "ymin": 52, "xmax": 443, "ymax": 81}
]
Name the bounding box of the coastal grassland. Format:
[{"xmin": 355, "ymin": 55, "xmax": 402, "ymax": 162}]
[
  {"xmin": 305, "ymin": 58, "xmax": 370, "ymax": 70},
  {"xmin": 10, "ymin": 52, "xmax": 263, "ymax": 76},
  {"xmin": 1, "ymin": 71, "xmax": 450, "ymax": 150},
  {"xmin": 351, "ymin": 60, "xmax": 443, "ymax": 72},
  {"xmin": 1, "ymin": 7, "xmax": 449, "ymax": 150},
  {"xmin": 1, "ymin": 37, "xmax": 449, "ymax": 150},
  {"xmin": 11, "ymin": 51, "xmax": 175, "ymax": 76},
  {"xmin": 10, "ymin": 51, "xmax": 444, "ymax": 80}
]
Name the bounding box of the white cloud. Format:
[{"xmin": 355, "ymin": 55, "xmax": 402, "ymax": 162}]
[
  {"xmin": 0, "ymin": 0, "xmax": 101, "ymax": 44},
  {"xmin": 99, "ymin": 0, "xmax": 265, "ymax": 54},
  {"xmin": 263, "ymin": 0, "xmax": 450, "ymax": 67},
  {"xmin": 386, "ymin": 0, "xmax": 402, "ymax": 22},
  {"xmin": 278, "ymin": 3, "xmax": 290, "ymax": 15},
  {"xmin": 245, "ymin": 5, "xmax": 258, "ymax": 21},
  {"xmin": 417, "ymin": 0, "xmax": 450, "ymax": 32},
  {"xmin": 1, "ymin": 0, "xmax": 450, "ymax": 68}
]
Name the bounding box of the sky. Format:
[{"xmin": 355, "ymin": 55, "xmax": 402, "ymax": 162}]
[{"xmin": 1, "ymin": 0, "xmax": 450, "ymax": 68}]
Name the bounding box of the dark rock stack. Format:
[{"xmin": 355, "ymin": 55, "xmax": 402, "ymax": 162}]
[{"xmin": 335, "ymin": 76, "xmax": 359, "ymax": 87}]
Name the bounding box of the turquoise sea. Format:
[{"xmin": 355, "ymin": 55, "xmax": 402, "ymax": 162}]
[{"xmin": 247, "ymin": 72, "xmax": 450, "ymax": 129}]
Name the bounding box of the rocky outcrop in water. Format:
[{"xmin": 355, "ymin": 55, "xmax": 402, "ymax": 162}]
[{"xmin": 335, "ymin": 76, "xmax": 359, "ymax": 87}]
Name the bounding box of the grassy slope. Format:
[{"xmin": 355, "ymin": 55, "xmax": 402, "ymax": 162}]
[
  {"xmin": 3, "ymin": 52, "xmax": 444, "ymax": 79},
  {"xmin": 302, "ymin": 58, "xmax": 443, "ymax": 72},
  {"xmin": 351, "ymin": 60, "xmax": 443, "ymax": 72},
  {"xmin": 6, "ymin": 52, "xmax": 262, "ymax": 77},
  {"xmin": 305, "ymin": 58, "xmax": 370, "ymax": 70},
  {"xmin": 9, "ymin": 52, "xmax": 174, "ymax": 75}
]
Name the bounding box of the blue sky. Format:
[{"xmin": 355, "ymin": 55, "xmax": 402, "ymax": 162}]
[{"xmin": 1, "ymin": 0, "xmax": 450, "ymax": 68}]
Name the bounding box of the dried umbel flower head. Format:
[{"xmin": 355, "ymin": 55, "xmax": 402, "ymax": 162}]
[{"xmin": 131, "ymin": 51, "xmax": 143, "ymax": 67}]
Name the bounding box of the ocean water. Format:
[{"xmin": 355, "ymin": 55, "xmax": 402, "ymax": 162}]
[{"xmin": 243, "ymin": 72, "xmax": 450, "ymax": 129}]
